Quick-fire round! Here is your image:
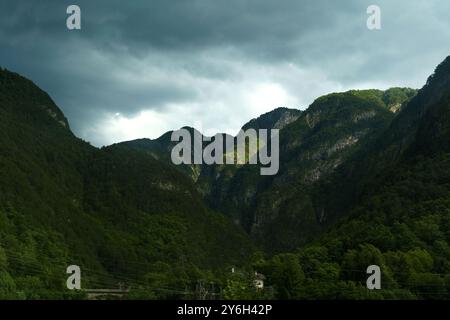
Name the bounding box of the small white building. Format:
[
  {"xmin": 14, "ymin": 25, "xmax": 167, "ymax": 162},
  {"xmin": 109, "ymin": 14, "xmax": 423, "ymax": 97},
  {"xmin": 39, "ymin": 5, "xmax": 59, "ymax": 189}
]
[{"xmin": 254, "ymin": 272, "xmax": 265, "ymax": 290}]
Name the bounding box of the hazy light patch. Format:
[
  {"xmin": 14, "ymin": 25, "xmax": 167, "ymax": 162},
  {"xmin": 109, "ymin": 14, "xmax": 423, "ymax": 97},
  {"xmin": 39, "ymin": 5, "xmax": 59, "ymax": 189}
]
[
  {"xmin": 245, "ymin": 83, "xmax": 294, "ymax": 114},
  {"xmin": 83, "ymin": 110, "xmax": 177, "ymax": 147},
  {"xmin": 81, "ymin": 60, "xmax": 349, "ymax": 146}
]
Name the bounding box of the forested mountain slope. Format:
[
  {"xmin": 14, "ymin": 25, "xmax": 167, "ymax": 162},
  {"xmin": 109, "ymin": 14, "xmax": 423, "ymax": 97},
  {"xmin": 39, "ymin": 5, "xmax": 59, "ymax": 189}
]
[
  {"xmin": 0, "ymin": 68, "xmax": 254, "ymax": 299},
  {"xmin": 254, "ymin": 57, "xmax": 450, "ymax": 299}
]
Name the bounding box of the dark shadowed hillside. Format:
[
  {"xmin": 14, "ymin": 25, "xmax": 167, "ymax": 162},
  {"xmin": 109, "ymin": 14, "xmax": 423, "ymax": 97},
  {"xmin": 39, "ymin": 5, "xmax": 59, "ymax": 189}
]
[{"xmin": 0, "ymin": 68, "xmax": 254, "ymax": 299}]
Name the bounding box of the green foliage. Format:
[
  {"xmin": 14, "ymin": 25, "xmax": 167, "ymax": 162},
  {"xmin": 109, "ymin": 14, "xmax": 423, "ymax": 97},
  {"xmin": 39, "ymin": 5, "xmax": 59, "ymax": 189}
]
[
  {"xmin": 249, "ymin": 79, "xmax": 450, "ymax": 299},
  {"xmin": 257, "ymin": 253, "xmax": 304, "ymax": 299},
  {"xmin": 0, "ymin": 68, "xmax": 254, "ymax": 299},
  {"xmin": 223, "ymin": 270, "xmax": 273, "ymax": 300}
]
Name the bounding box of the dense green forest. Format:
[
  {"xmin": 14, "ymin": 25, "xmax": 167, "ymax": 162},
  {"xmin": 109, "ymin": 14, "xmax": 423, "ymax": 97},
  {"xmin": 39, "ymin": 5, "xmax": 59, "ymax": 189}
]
[
  {"xmin": 1, "ymin": 56, "xmax": 450, "ymax": 299},
  {"xmin": 0, "ymin": 68, "xmax": 254, "ymax": 299},
  {"xmin": 230, "ymin": 58, "xmax": 450, "ymax": 300}
]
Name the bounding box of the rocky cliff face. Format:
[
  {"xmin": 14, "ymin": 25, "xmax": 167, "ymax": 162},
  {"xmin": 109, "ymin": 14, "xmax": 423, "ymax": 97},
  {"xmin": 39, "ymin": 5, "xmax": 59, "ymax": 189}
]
[
  {"xmin": 245, "ymin": 89, "xmax": 415, "ymax": 252},
  {"xmin": 242, "ymin": 107, "xmax": 302, "ymax": 131}
]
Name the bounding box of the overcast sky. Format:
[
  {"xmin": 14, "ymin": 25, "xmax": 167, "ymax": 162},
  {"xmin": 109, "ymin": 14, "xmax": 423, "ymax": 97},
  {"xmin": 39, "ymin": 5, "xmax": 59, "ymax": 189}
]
[{"xmin": 1, "ymin": 0, "xmax": 450, "ymax": 146}]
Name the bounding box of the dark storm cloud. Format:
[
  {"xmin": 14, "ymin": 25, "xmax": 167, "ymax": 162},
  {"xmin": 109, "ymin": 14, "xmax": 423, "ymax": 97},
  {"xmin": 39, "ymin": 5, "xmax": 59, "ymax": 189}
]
[{"xmin": 1, "ymin": 0, "xmax": 450, "ymax": 145}]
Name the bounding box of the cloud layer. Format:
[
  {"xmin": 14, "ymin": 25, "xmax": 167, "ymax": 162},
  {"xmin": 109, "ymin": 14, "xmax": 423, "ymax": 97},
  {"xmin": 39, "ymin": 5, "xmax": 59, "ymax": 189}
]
[{"xmin": 1, "ymin": 0, "xmax": 450, "ymax": 146}]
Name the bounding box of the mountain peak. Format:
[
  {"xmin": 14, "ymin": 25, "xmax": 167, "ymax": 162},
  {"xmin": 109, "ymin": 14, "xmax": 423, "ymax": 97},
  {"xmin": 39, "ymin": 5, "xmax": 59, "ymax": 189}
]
[
  {"xmin": 0, "ymin": 68, "xmax": 70, "ymax": 130},
  {"xmin": 411, "ymin": 55, "xmax": 450, "ymax": 111},
  {"xmin": 425, "ymin": 55, "xmax": 450, "ymax": 87},
  {"xmin": 242, "ymin": 107, "xmax": 302, "ymax": 131}
]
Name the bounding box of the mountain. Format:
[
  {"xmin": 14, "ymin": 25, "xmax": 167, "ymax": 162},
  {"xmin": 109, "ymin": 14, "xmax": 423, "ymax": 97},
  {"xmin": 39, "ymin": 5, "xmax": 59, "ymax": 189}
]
[
  {"xmin": 241, "ymin": 88, "xmax": 416, "ymax": 251},
  {"xmin": 266, "ymin": 56, "xmax": 450, "ymax": 299},
  {"xmin": 113, "ymin": 127, "xmax": 204, "ymax": 181},
  {"xmin": 0, "ymin": 68, "xmax": 254, "ymax": 299},
  {"xmin": 312, "ymin": 58, "xmax": 450, "ymax": 226},
  {"xmin": 118, "ymin": 74, "xmax": 450, "ymax": 300},
  {"xmin": 121, "ymin": 88, "xmax": 416, "ymax": 252}
]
